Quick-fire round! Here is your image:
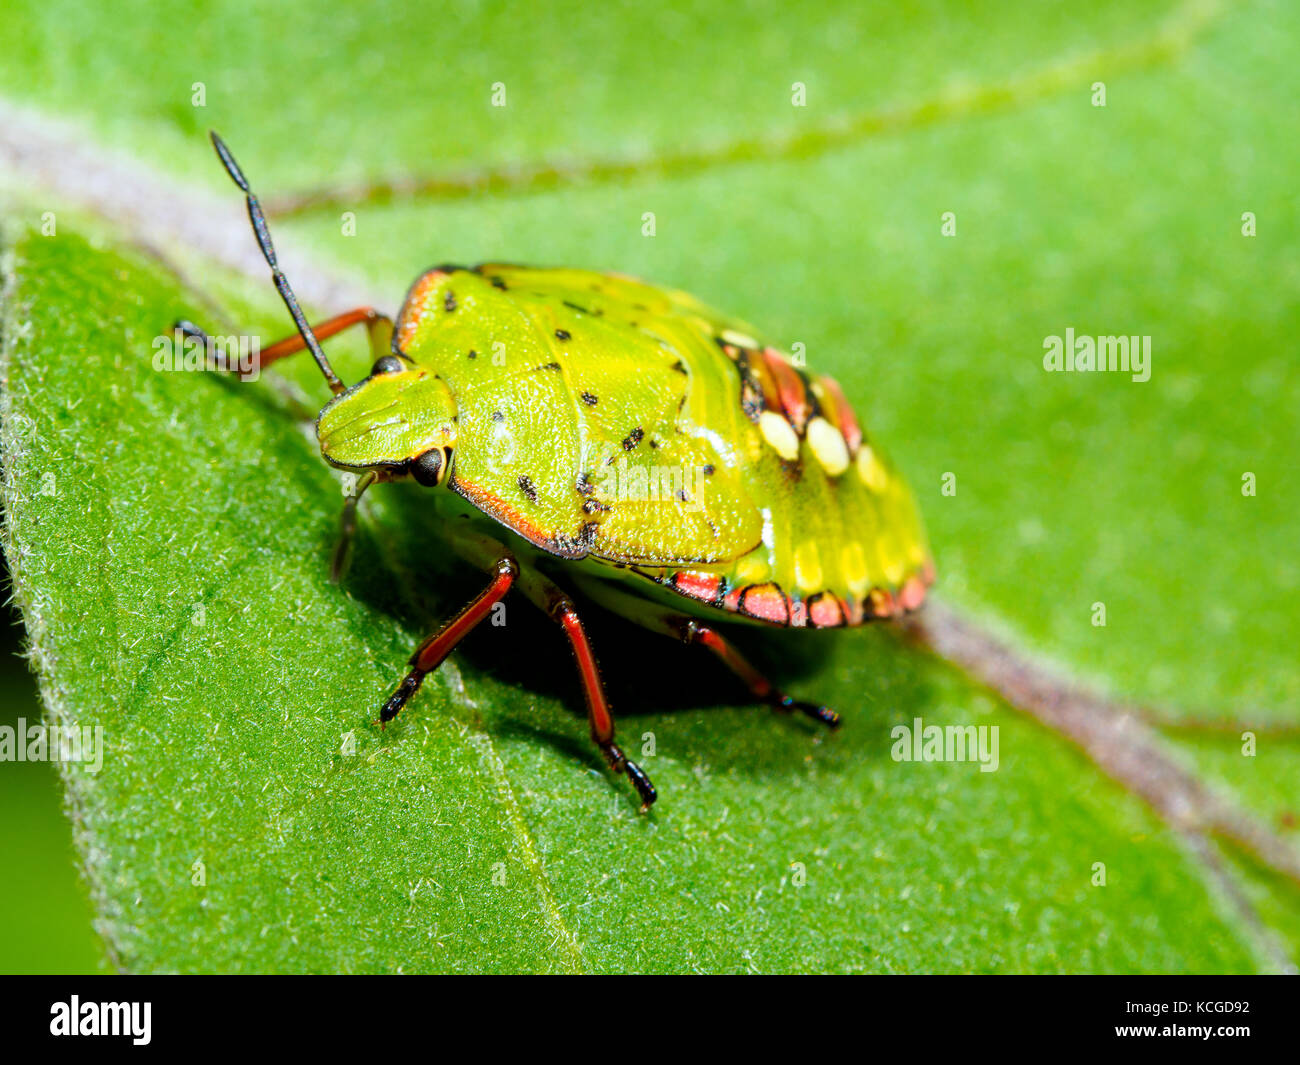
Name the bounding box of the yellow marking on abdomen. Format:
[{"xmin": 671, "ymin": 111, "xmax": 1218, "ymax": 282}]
[
  {"xmin": 794, "ymin": 542, "xmax": 823, "ymax": 592},
  {"xmin": 856, "ymin": 445, "xmax": 889, "ymax": 492},
  {"xmin": 841, "ymin": 541, "xmax": 870, "ymax": 596}
]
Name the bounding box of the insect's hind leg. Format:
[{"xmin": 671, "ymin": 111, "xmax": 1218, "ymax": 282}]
[
  {"xmin": 574, "ymin": 577, "xmax": 840, "ymax": 729},
  {"xmin": 682, "ymin": 621, "xmax": 840, "ymax": 728}
]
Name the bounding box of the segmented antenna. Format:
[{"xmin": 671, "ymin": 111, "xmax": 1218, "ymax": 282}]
[{"xmin": 210, "ymin": 131, "xmax": 345, "ymax": 395}]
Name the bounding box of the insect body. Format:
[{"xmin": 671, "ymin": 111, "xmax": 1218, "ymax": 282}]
[{"xmin": 186, "ymin": 133, "xmax": 933, "ymax": 809}]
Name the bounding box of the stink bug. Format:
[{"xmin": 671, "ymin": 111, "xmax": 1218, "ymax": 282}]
[{"xmin": 182, "ymin": 132, "xmax": 934, "ymax": 809}]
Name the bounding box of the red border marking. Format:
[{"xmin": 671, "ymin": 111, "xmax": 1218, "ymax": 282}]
[
  {"xmin": 899, "ymin": 576, "xmax": 928, "ymax": 611},
  {"xmin": 762, "ymin": 348, "xmax": 811, "ymax": 432},
  {"xmin": 670, "ymin": 570, "xmax": 724, "ymax": 604},
  {"xmin": 868, "ymin": 588, "xmax": 897, "ymax": 618},
  {"xmin": 737, "ymin": 583, "xmax": 792, "ymax": 625},
  {"xmin": 818, "ymin": 374, "xmax": 863, "ymax": 454},
  {"xmin": 396, "ymin": 268, "xmax": 453, "ymax": 350},
  {"xmin": 808, "ymin": 592, "xmax": 848, "ymax": 628}
]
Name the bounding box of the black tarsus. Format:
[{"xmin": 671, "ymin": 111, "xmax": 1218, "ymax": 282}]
[
  {"xmin": 209, "ymin": 131, "xmax": 345, "ymax": 396},
  {"xmin": 173, "ymin": 318, "xmax": 210, "ymax": 345},
  {"xmin": 171, "ymin": 319, "xmax": 226, "ymax": 372},
  {"xmin": 621, "ymin": 752, "xmax": 658, "ymax": 808},
  {"xmin": 772, "ymin": 694, "xmax": 841, "ymax": 729}
]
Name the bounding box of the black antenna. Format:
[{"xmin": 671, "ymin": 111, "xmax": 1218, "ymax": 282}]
[{"xmin": 210, "ymin": 131, "xmax": 345, "ymax": 395}]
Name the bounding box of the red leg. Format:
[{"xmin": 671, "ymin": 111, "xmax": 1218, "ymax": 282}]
[
  {"xmin": 258, "ymin": 306, "xmax": 392, "ymax": 369},
  {"xmin": 174, "ymin": 306, "xmax": 393, "ymax": 375},
  {"xmin": 553, "ymin": 601, "xmax": 657, "ymax": 809},
  {"xmin": 683, "ymin": 620, "xmax": 841, "ymax": 728},
  {"xmin": 379, "ymin": 558, "xmax": 518, "ymax": 723},
  {"xmin": 434, "ymin": 528, "xmax": 657, "ymax": 808}
]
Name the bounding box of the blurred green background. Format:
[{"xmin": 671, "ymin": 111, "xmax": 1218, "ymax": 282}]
[{"xmin": 0, "ymin": 567, "xmax": 103, "ymax": 972}]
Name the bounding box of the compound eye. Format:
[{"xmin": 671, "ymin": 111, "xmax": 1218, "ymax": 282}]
[
  {"xmin": 371, "ymin": 355, "xmax": 405, "ymax": 376},
  {"xmin": 410, "ymin": 448, "xmax": 444, "ymax": 486}
]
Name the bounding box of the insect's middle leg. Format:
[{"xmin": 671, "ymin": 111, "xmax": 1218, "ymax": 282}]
[
  {"xmin": 550, "ymin": 598, "xmax": 657, "ymax": 809},
  {"xmin": 374, "ymin": 526, "xmax": 655, "ymax": 808},
  {"xmin": 442, "ymin": 530, "xmax": 656, "ymax": 809}
]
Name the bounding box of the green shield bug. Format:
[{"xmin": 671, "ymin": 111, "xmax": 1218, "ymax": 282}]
[{"xmin": 180, "ymin": 132, "xmax": 934, "ymax": 810}]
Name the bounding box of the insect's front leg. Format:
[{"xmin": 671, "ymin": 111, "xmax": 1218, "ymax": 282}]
[
  {"xmin": 330, "ymin": 470, "xmax": 377, "ymax": 583},
  {"xmin": 173, "ymin": 306, "xmax": 394, "ymax": 377},
  {"xmin": 256, "ymin": 307, "xmax": 393, "ymax": 369}
]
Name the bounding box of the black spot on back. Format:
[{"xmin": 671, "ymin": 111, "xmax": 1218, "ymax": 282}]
[
  {"xmin": 622, "ymin": 427, "xmax": 644, "ymax": 450},
  {"xmin": 555, "ymin": 328, "xmax": 571, "ymax": 341},
  {"xmin": 552, "ymin": 520, "xmax": 599, "ymax": 556},
  {"xmin": 517, "ymin": 475, "xmax": 538, "ymax": 503},
  {"xmin": 580, "ymin": 391, "xmax": 598, "ymax": 406},
  {"xmin": 444, "ymin": 290, "xmax": 457, "ymax": 312}
]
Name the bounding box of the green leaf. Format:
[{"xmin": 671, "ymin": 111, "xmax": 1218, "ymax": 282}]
[
  {"xmin": 2, "ymin": 0, "xmax": 1298, "ymax": 972},
  {"xmin": 0, "ymin": 222, "xmax": 1271, "ymax": 974}
]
